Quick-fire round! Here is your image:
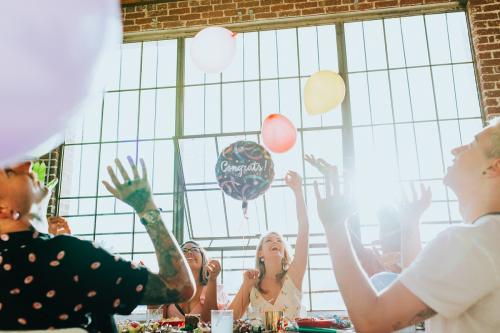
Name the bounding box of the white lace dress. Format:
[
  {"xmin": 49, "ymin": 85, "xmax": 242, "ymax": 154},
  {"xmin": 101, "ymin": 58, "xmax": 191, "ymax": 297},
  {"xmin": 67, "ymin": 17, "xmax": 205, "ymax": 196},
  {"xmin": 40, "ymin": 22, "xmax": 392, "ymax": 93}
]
[{"xmin": 248, "ymin": 274, "xmax": 304, "ymax": 321}]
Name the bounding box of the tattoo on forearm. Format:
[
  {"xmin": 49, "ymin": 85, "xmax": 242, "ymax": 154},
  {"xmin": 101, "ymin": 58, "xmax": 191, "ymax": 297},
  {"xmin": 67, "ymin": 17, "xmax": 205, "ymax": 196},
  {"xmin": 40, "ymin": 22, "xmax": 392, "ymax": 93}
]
[
  {"xmin": 141, "ymin": 273, "xmax": 182, "ymax": 304},
  {"xmin": 125, "ymin": 189, "xmax": 151, "ymax": 213},
  {"xmin": 143, "ymin": 210, "xmax": 189, "ymax": 289},
  {"xmin": 392, "ymin": 307, "xmax": 436, "ymax": 331}
]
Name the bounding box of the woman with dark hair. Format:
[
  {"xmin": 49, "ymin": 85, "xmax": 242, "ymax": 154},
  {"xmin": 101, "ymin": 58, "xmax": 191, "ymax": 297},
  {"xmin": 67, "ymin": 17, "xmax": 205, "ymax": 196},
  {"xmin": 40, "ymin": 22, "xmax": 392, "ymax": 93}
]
[
  {"xmin": 229, "ymin": 171, "xmax": 309, "ymax": 321},
  {"xmin": 162, "ymin": 240, "xmax": 226, "ymax": 322}
]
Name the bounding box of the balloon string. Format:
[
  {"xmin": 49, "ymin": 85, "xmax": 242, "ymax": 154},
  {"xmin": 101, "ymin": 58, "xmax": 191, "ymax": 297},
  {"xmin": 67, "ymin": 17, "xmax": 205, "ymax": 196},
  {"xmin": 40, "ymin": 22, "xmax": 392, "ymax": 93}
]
[{"xmin": 242, "ymin": 201, "xmax": 248, "ymax": 220}]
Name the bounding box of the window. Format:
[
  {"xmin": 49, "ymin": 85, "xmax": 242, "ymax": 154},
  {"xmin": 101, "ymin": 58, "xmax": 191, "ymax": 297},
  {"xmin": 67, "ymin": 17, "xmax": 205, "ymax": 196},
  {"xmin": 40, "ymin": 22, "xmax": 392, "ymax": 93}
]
[{"xmin": 58, "ymin": 11, "xmax": 481, "ymax": 312}]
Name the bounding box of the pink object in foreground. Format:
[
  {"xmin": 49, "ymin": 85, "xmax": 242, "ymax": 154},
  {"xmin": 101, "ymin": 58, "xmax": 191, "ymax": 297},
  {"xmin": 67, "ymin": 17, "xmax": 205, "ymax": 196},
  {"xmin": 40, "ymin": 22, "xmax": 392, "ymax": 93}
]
[{"xmin": 261, "ymin": 114, "xmax": 297, "ymax": 153}]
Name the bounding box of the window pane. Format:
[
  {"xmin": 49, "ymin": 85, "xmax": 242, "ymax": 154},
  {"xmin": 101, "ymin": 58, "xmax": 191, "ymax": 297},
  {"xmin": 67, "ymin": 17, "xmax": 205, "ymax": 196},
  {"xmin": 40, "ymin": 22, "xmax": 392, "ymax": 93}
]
[
  {"xmin": 363, "ymin": 20, "xmax": 387, "ymax": 70},
  {"xmin": 345, "ymin": 22, "xmax": 366, "ymax": 72}
]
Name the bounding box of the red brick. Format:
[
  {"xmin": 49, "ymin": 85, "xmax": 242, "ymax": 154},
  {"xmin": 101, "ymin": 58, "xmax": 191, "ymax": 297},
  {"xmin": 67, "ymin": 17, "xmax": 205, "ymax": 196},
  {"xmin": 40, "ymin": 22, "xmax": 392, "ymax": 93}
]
[
  {"xmin": 350, "ymin": 2, "xmax": 374, "ymax": 10},
  {"xmin": 485, "ymin": 90, "xmax": 500, "ymax": 98},
  {"xmin": 191, "ymin": 5, "xmax": 213, "ymax": 13},
  {"xmin": 254, "ymin": 11, "xmax": 278, "ymax": 18},
  {"xmin": 186, "ymin": 18, "xmax": 209, "ymax": 26},
  {"xmin": 157, "ymin": 15, "xmax": 180, "ymax": 22},
  {"xmin": 148, "ymin": 9, "xmax": 169, "ymax": 17},
  {"xmin": 481, "ymin": 59, "xmax": 500, "ymax": 66},
  {"xmin": 400, "ymin": 0, "xmax": 424, "ymax": 4},
  {"xmin": 208, "ymin": 17, "xmax": 232, "ymax": 24},
  {"xmin": 271, "ymin": 3, "xmax": 295, "ymax": 11},
  {"xmin": 483, "ymin": 74, "xmax": 500, "ymax": 82},
  {"xmin": 473, "ymin": 12, "xmax": 498, "ymax": 21},
  {"xmin": 482, "ymin": 3, "xmax": 500, "ymax": 12},
  {"xmin": 485, "ymin": 98, "xmax": 499, "ymax": 106},
  {"xmin": 237, "ymin": 1, "xmax": 261, "ymax": 8},
  {"xmin": 302, "ymin": 7, "xmax": 325, "ymax": 14},
  {"xmin": 486, "ymin": 106, "xmax": 500, "ymax": 114},
  {"xmin": 278, "ymin": 9, "xmax": 302, "ymax": 16},
  {"xmin": 123, "ymin": 19, "xmax": 135, "ymax": 26},
  {"xmin": 170, "ymin": 7, "xmax": 190, "ymax": 15},
  {"xmin": 325, "ymin": 5, "xmax": 349, "ymax": 12},
  {"xmin": 478, "ymin": 52, "xmax": 493, "ymax": 60},
  {"xmin": 224, "ymin": 9, "xmax": 240, "ymax": 16},
  {"xmin": 478, "ymin": 43, "xmax": 500, "ymax": 51},
  {"xmin": 202, "ymin": 10, "xmax": 224, "ymax": 18},
  {"xmin": 162, "ymin": 21, "xmax": 186, "ymax": 28},
  {"xmin": 295, "ymin": 2, "xmax": 319, "ymax": 9},
  {"xmin": 488, "ymin": 20, "xmax": 500, "ymax": 27},
  {"xmin": 211, "ymin": 0, "xmax": 222, "ymax": 4},
  {"xmin": 178, "ymin": 1, "xmax": 189, "ymax": 8},
  {"xmin": 483, "ymin": 82, "xmax": 496, "ymax": 90},
  {"xmin": 214, "ymin": 3, "xmax": 236, "ymax": 10},
  {"xmin": 476, "ymin": 28, "xmax": 500, "ymax": 36},
  {"xmin": 135, "ymin": 17, "xmax": 153, "ymax": 24},
  {"xmin": 180, "ymin": 13, "xmax": 201, "ymax": 20},
  {"xmin": 481, "ymin": 66, "xmax": 495, "ymax": 74},
  {"xmin": 374, "ymin": 0, "xmax": 398, "ymax": 7},
  {"xmin": 124, "ymin": 25, "xmax": 141, "ymax": 32},
  {"xmin": 260, "ymin": 0, "xmax": 283, "ymax": 5},
  {"xmin": 251, "ymin": 6, "xmax": 271, "ymax": 13},
  {"xmin": 319, "ymin": 0, "xmax": 341, "ymax": 5},
  {"xmin": 126, "ymin": 11, "xmax": 146, "ymax": 19}
]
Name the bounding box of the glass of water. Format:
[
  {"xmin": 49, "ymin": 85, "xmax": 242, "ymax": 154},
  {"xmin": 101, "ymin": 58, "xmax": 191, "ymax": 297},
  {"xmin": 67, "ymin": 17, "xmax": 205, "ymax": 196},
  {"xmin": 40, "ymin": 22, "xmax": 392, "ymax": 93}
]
[{"xmin": 211, "ymin": 310, "xmax": 233, "ymax": 333}]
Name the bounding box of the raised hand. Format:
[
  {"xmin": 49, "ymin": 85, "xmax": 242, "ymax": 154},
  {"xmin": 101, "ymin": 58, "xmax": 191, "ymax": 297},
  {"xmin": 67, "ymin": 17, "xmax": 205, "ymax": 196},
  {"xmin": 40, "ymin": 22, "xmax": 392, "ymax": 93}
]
[
  {"xmin": 206, "ymin": 259, "xmax": 222, "ymax": 282},
  {"xmin": 243, "ymin": 269, "xmax": 260, "ymax": 287},
  {"xmin": 285, "ymin": 170, "xmax": 303, "ymax": 193},
  {"xmin": 102, "ymin": 156, "xmax": 155, "ymax": 214},
  {"xmin": 312, "ymin": 160, "xmax": 354, "ymax": 230},
  {"xmin": 398, "ymin": 183, "xmax": 432, "ymax": 225}
]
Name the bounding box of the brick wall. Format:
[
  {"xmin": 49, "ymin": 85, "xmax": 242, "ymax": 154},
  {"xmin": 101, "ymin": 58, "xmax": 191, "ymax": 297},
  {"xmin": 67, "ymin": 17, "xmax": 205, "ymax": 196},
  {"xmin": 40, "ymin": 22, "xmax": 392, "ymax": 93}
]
[
  {"xmin": 468, "ymin": 0, "xmax": 500, "ymax": 120},
  {"xmin": 121, "ymin": 0, "xmax": 500, "ymax": 119}
]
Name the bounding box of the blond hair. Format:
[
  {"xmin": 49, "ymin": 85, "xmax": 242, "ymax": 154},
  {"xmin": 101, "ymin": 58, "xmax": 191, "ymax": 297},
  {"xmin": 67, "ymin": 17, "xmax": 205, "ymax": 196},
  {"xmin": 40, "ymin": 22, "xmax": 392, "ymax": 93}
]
[{"xmin": 254, "ymin": 232, "xmax": 293, "ymax": 293}]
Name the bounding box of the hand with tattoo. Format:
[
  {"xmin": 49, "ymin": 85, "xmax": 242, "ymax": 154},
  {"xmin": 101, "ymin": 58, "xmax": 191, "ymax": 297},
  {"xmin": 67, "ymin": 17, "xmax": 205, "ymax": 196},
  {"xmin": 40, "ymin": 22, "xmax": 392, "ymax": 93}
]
[{"xmin": 102, "ymin": 157, "xmax": 156, "ymax": 214}]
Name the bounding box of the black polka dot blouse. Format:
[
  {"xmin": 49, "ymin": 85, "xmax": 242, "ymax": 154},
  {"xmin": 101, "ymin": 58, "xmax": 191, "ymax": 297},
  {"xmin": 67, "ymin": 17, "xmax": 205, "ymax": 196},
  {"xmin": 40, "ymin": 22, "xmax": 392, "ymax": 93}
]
[{"xmin": 0, "ymin": 231, "xmax": 148, "ymax": 332}]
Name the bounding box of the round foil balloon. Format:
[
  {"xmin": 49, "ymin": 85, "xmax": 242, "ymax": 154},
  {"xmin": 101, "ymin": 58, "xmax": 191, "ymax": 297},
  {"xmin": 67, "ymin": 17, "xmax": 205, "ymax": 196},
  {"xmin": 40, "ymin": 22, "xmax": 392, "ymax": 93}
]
[
  {"xmin": 191, "ymin": 27, "xmax": 237, "ymax": 73},
  {"xmin": 215, "ymin": 141, "xmax": 275, "ymax": 216},
  {"xmin": 304, "ymin": 70, "xmax": 346, "ymax": 115},
  {"xmin": 0, "ymin": 0, "xmax": 122, "ymax": 166},
  {"xmin": 261, "ymin": 114, "xmax": 297, "ymax": 153}
]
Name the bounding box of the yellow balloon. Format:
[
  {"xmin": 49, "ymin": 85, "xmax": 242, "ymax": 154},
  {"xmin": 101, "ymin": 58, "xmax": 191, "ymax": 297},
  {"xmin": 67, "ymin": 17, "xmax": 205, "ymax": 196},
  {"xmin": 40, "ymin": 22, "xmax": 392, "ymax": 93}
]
[{"xmin": 304, "ymin": 70, "xmax": 346, "ymax": 115}]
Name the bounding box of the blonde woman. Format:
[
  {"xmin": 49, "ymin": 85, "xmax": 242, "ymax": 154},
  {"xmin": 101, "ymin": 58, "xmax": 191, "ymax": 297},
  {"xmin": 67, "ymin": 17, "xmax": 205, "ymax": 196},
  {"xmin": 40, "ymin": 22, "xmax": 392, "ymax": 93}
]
[{"xmin": 230, "ymin": 171, "xmax": 309, "ymax": 320}]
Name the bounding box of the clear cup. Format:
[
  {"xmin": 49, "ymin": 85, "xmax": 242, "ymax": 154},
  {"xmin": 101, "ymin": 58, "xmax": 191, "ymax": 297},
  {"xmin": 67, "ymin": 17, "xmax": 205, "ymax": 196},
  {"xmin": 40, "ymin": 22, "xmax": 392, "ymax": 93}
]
[{"xmin": 211, "ymin": 310, "xmax": 233, "ymax": 333}]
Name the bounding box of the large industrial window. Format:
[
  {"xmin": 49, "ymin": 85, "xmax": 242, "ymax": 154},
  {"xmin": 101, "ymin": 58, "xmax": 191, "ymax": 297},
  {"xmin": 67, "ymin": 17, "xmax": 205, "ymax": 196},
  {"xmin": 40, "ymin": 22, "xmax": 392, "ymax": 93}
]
[{"xmin": 58, "ymin": 11, "xmax": 481, "ymax": 312}]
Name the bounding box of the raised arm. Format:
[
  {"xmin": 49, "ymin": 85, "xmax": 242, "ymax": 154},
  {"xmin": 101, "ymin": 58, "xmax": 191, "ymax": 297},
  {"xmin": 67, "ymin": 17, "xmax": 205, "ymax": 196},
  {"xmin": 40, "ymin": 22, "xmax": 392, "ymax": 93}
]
[
  {"xmin": 284, "ymin": 171, "xmax": 309, "ymax": 289},
  {"xmin": 314, "ymin": 162, "xmax": 436, "ymax": 333},
  {"xmin": 103, "ymin": 157, "xmax": 196, "ymax": 305},
  {"xmin": 228, "ymin": 269, "xmax": 259, "ymax": 319},
  {"xmin": 201, "ymin": 259, "xmax": 222, "ymax": 322},
  {"xmin": 399, "ymin": 183, "xmax": 431, "ymax": 268}
]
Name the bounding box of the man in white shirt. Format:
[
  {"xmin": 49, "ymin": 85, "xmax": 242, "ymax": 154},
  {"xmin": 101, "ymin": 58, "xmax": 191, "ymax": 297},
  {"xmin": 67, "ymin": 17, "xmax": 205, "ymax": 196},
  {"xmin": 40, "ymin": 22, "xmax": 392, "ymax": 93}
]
[{"xmin": 313, "ymin": 117, "xmax": 500, "ymax": 333}]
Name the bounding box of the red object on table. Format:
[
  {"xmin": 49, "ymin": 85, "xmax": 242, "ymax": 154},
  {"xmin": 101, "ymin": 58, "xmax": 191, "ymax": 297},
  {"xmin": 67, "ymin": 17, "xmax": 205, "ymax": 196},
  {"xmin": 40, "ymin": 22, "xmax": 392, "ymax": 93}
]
[{"xmin": 296, "ymin": 318, "xmax": 340, "ymax": 329}]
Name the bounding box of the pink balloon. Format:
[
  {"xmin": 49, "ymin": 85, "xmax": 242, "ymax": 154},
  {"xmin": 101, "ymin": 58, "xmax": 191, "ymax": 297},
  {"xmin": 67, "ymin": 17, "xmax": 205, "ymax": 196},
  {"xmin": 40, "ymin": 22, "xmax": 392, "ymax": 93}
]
[{"xmin": 261, "ymin": 114, "xmax": 297, "ymax": 153}]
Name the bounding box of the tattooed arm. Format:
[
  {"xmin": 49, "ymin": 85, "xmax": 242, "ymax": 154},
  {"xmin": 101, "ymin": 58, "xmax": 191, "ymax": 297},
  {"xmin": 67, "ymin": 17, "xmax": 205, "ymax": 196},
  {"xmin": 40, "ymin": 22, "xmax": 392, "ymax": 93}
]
[
  {"xmin": 103, "ymin": 157, "xmax": 196, "ymax": 305},
  {"xmin": 314, "ymin": 163, "xmax": 436, "ymax": 333}
]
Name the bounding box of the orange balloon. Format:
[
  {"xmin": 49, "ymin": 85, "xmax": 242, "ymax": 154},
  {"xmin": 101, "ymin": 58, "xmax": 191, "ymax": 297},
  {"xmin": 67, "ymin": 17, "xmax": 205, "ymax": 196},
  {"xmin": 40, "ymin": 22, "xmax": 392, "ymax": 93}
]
[{"xmin": 261, "ymin": 114, "xmax": 297, "ymax": 153}]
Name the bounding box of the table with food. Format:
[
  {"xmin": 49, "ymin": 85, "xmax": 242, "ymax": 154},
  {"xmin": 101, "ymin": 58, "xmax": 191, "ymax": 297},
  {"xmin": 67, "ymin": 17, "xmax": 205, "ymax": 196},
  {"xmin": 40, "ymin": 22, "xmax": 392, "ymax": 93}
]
[{"xmin": 117, "ymin": 314, "xmax": 353, "ymax": 333}]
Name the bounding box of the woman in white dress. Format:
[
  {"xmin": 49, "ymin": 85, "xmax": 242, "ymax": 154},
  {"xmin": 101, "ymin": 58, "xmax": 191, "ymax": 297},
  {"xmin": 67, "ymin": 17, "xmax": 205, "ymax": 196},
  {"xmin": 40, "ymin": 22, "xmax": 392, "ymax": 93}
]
[{"xmin": 229, "ymin": 171, "xmax": 309, "ymax": 321}]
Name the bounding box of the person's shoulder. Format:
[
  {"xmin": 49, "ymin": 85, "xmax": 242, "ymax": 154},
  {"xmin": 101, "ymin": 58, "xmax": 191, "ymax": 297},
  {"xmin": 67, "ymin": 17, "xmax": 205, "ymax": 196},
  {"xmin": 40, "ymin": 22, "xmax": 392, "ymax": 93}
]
[{"xmin": 47, "ymin": 235, "xmax": 101, "ymax": 252}]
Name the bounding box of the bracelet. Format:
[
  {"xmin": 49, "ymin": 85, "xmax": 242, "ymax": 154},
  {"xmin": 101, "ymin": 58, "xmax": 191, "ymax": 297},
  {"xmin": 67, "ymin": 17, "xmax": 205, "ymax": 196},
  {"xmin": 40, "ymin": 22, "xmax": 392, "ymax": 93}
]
[{"xmin": 139, "ymin": 209, "xmax": 162, "ymax": 226}]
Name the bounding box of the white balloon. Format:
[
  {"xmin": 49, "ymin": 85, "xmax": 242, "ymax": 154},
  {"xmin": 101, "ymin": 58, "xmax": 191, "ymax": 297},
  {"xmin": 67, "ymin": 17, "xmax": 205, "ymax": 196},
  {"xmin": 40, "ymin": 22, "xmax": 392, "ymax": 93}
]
[
  {"xmin": 0, "ymin": 0, "xmax": 122, "ymax": 166},
  {"xmin": 191, "ymin": 27, "xmax": 237, "ymax": 73}
]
